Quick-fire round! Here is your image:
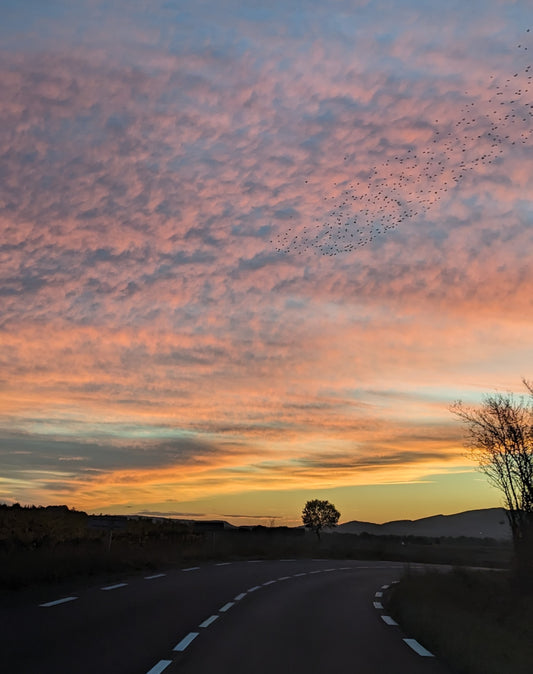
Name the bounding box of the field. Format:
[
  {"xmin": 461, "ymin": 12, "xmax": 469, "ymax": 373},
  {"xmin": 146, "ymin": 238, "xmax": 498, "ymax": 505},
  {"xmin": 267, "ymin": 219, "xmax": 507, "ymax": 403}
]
[
  {"xmin": 388, "ymin": 567, "xmax": 533, "ymax": 674},
  {"xmin": 0, "ymin": 504, "xmax": 511, "ymax": 590}
]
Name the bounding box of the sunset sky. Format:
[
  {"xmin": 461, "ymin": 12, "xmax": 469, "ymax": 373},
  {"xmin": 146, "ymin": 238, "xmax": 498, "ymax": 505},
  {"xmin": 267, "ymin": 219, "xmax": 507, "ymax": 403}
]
[{"xmin": 1, "ymin": 0, "xmax": 532, "ymax": 526}]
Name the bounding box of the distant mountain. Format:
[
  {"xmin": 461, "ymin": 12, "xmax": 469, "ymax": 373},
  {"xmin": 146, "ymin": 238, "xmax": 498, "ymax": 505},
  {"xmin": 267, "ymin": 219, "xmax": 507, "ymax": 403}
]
[{"xmin": 335, "ymin": 508, "xmax": 511, "ymax": 540}]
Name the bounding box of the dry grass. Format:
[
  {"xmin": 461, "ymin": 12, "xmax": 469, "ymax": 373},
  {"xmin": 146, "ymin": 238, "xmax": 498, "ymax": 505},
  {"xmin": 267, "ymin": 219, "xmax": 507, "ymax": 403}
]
[{"xmin": 388, "ymin": 567, "xmax": 533, "ymax": 674}]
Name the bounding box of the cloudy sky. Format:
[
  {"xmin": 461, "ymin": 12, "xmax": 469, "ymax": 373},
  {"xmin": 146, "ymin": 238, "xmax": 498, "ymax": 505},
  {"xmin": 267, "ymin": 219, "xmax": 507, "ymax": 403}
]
[{"xmin": 1, "ymin": 0, "xmax": 532, "ymax": 525}]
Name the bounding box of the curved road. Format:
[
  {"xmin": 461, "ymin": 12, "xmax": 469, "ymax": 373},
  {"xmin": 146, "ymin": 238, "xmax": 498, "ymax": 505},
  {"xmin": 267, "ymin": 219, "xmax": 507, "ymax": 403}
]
[{"xmin": 0, "ymin": 559, "xmax": 455, "ymax": 673}]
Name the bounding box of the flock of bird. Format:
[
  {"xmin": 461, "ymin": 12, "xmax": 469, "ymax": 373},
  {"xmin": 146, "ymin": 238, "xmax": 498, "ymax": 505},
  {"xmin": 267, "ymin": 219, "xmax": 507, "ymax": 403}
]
[{"xmin": 272, "ymin": 30, "xmax": 532, "ymax": 257}]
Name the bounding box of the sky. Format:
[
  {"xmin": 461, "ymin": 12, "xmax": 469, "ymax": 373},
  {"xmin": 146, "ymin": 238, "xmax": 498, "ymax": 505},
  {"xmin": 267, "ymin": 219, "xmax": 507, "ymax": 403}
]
[{"xmin": 1, "ymin": 0, "xmax": 532, "ymax": 526}]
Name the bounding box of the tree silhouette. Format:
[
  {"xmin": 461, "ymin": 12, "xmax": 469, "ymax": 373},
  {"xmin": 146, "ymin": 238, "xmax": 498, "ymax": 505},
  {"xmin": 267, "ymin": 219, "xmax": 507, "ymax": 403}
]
[
  {"xmin": 451, "ymin": 379, "xmax": 533, "ymax": 581},
  {"xmin": 302, "ymin": 499, "xmax": 340, "ymax": 540}
]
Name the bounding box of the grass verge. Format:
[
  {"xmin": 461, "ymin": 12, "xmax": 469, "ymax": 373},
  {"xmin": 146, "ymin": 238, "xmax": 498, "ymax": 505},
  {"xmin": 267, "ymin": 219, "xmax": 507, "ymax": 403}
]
[{"xmin": 388, "ymin": 567, "xmax": 533, "ymax": 674}]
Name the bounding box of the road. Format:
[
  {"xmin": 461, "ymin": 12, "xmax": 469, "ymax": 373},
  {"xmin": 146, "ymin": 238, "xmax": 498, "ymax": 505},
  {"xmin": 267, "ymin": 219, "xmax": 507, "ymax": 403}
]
[{"xmin": 0, "ymin": 559, "xmax": 455, "ymax": 673}]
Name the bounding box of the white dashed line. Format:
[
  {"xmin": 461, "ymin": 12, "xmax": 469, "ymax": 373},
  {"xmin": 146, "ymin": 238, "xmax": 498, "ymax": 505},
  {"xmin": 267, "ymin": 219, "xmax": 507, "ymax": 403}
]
[
  {"xmin": 199, "ymin": 615, "xmax": 219, "ymax": 628},
  {"xmin": 234, "ymin": 592, "xmax": 247, "ymax": 601},
  {"xmin": 146, "ymin": 659, "xmax": 172, "ymax": 674},
  {"xmin": 279, "ymin": 558, "xmax": 296, "ymax": 562},
  {"xmin": 247, "ymin": 585, "xmax": 261, "ymax": 592},
  {"xmin": 145, "ymin": 573, "xmax": 166, "ymax": 580},
  {"xmin": 216, "ymin": 562, "xmax": 231, "ymax": 566},
  {"xmin": 263, "ymin": 580, "xmax": 276, "ymax": 586},
  {"xmin": 247, "ymin": 560, "xmax": 262, "ymax": 563},
  {"xmin": 293, "ymin": 572, "xmax": 307, "ymax": 577},
  {"xmin": 101, "ymin": 583, "xmax": 128, "ymax": 591},
  {"xmin": 219, "ymin": 602, "xmax": 234, "ymax": 612},
  {"xmin": 39, "ymin": 596, "xmax": 78, "ymax": 607},
  {"xmin": 375, "ymin": 591, "xmax": 383, "ymax": 598},
  {"xmin": 339, "ymin": 567, "xmax": 351, "ymax": 570},
  {"xmin": 373, "ymin": 601, "xmax": 384, "ymax": 609},
  {"xmin": 381, "ymin": 615, "xmax": 398, "ymax": 626},
  {"xmin": 174, "ymin": 632, "xmax": 199, "ymax": 652},
  {"xmin": 403, "ymin": 638, "xmax": 434, "ymax": 657},
  {"xmin": 309, "ymin": 570, "xmax": 322, "ymax": 574},
  {"xmin": 277, "ymin": 576, "xmax": 290, "ymax": 581},
  {"xmin": 381, "ymin": 584, "xmax": 390, "ymax": 589},
  {"xmin": 182, "ymin": 566, "xmax": 200, "ymax": 572}
]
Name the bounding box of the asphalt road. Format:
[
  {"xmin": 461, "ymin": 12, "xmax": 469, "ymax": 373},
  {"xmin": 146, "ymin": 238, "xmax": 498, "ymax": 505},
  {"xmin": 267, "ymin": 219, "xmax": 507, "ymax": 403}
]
[{"xmin": 0, "ymin": 559, "xmax": 456, "ymax": 673}]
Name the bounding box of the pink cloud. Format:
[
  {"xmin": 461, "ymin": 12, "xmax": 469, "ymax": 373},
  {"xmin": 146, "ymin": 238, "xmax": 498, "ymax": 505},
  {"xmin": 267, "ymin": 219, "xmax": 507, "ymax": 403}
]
[{"xmin": 0, "ymin": 3, "xmax": 531, "ymax": 515}]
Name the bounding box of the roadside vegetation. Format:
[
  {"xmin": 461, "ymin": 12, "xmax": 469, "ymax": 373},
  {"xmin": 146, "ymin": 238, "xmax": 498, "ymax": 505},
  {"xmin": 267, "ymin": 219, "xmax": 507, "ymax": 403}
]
[
  {"xmin": 0, "ymin": 503, "xmax": 511, "ymax": 590},
  {"xmin": 388, "ymin": 567, "xmax": 533, "ymax": 674}
]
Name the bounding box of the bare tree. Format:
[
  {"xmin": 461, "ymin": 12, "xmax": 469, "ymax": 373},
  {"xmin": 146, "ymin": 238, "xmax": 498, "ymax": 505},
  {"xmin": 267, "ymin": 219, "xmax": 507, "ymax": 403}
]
[
  {"xmin": 302, "ymin": 499, "xmax": 340, "ymax": 540},
  {"xmin": 451, "ymin": 379, "xmax": 533, "ymax": 578}
]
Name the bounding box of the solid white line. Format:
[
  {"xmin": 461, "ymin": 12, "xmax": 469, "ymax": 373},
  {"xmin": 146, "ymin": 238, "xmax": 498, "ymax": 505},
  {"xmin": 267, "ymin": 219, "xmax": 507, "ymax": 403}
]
[
  {"xmin": 277, "ymin": 576, "xmax": 290, "ymax": 581},
  {"xmin": 199, "ymin": 614, "xmax": 219, "ymax": 628},
  {"xmin": 234, "ymin": 592, "xmax": 247, "ymax": 601},
  {"xmin": 375, "ymin": 591, "xmax": 383, "ymax": 597},
  {"xmin": 173, "ymin": 632, "xmax": 199, "ymax": 652},
  {"xmin": 403, "ymin": 638, "xmax": 435, "ymax": 657},
  {"xmin": 39, "ymin": 596, "xmax": 78, "ymax": 607},
  {"xmin": 293, "ymin": 573, "xmax": 307, "ymax": 577},
  {"xmin": 373, "ymin": 601, "xmax": 384, "ymax": 609},
  {"xmin": 219, "ymin": 602, "xmax": 234, "ymax": 612},
  {"xmin": 101, "ymin": 583, "xmax": 128, "ymax": 591},
  {"xmin": 182, "ymin": 566, "xmax": 200, "ymax": 572},
  {"xmin": 146, "ymin": 659, "xmax": 172, "ymax": 674},
  {"xmin": 247, "ymin": 585, "xmax": 261, "ymax": 592},
  {"xmin": 381, "ymin": 615, "xmax": 398, "ymax": 626},
  {"xmin": 216, "ymin": 562, "xmax": 231, "ymax": 566},
  {"xmin": 145, "ymin": 573, "xmax": 166, "ymax": 580},
  {"xmin": 263, "ymin": 580, "xmax": 276, "ymax": 586}
]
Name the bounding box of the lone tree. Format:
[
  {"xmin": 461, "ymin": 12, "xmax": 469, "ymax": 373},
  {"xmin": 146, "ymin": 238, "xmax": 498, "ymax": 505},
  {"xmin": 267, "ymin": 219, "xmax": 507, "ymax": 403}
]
[
  {"xmin": 302, "ymin": 499, "xmax": 340, "ymax": 540},
  {"xmin": 451, "ymin": 379, "xmax": 533, "ymax": 579}
]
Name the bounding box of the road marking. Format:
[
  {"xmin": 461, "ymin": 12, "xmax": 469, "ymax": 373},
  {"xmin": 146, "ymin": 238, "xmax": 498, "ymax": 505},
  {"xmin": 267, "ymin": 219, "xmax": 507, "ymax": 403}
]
[
  {"xmin": 381, "ymin": 615, "xmax": 398, "ymax": 626},
  {"xmin": 145, "ymin": 573, "xmax": 166, "ymax": 580},
  {"xmin": 146, "ymin": 659, "xmax": 172, "ymax": 674},
  {"xmin": 234, "ymin": 592, "xmax": 247, "ymax": 601},
  {"xmin": 277, "ymin": 576, "xmax": 290, "ymax": 581},
  {"xmin": 219, "ymin": 602, "xmax": 234, "ymax": 612},
  {"xmin": 216, "ymin": 562, "xmax": 231, "ymax": 566},
  {"xmin": 310, "ymin": 570, "xmax": 322, "ymax": 574},
  {"xmin": 375, "ymin": 591, "xmax": 383, "ymax": 597},
  {"xmin": 199, "ymin": 615, "xmax": 219, "ymax": 628},
  {"xmin": 263, "ymin": 580, "xmax": 276, "ymax": 586},
  {"xmin": 248, "ymin": 585, "xmax": 261, "ymax": 592},
  {"xmin": 174, "ymin": 632, "xmax": 199, "ymax": 652},
  {"xmin": 373, "ymin": 601, "xmax": 384, "ymax": 609},
  {"xmin": 381, "ymin": 584, "xmax": 390, "ymax": 589},
  {"xmin": 101, "ymin": 583, "xmax": 128, "ymax": 591},
  {"xmin": 247, "ymin": 559, "xmax": 262, "ymax": 563},
  {"xmin": 324, "ymin": 568, "xmax": 335, "ymax": 572},
  {"xmin": 39, "ymin": 596, "xmax": 78, "ymax": 607},
  {"xmin": 279, "ymin": 558, "xmax": 296, "ymax": 561},
  {"xmin": 182, "ymin": 566, "xmax": 200, "ymax": 572},
  {"xmin": 339, "ymin": 567, "xmax": 351, "ymax": 570},
  {"xmin": 293, "ymin": 572, "xmax": 307, "ymax": 577},
  {"xmin": 403, "ymin": 638, "xmax": 435, "ymax": 657}
]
